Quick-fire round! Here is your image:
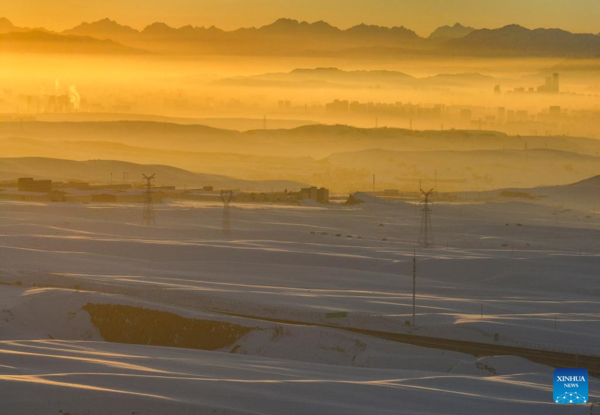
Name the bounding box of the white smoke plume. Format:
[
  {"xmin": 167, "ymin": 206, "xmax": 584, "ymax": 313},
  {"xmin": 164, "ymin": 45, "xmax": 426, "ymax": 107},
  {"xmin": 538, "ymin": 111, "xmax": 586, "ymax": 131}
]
[
  {"xmin": 68, "ymin": 85, "xmax": 80, "ymax": 111},
  {"xmin": 55, "ymin": 79, "xmax": 61, "ymax": 95}
]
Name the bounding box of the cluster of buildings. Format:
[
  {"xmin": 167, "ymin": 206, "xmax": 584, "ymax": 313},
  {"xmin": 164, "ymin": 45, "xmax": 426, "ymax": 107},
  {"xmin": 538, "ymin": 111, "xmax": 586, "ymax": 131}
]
[
  {"xmin": 321, "ymin": 97, "xmax": 600, "ymax": 137},
  {"xmin": 326, "ymin": 100, "xmax": 445, "ymax": 121},
  {"xmin": 8, "ymin": 85, "xmax": 81, "ymax": 114},
  {"xmin": 500, "ymin": 73, "xmax": 560, "ymax": 95},
  {"xmin": 0, "ymin": 178, "xmax": 161, "ymax": 203},
  {"xmin": 0, "ymin": 178, "xmax": 330, "ymax": 205},
  {"xmin": 324, "ymin": 99, "xmax": 571, "ymax": 127}
]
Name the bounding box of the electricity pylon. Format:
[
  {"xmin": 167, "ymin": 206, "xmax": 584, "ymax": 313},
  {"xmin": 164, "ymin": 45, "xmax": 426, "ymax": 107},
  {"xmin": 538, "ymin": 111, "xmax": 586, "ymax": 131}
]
[
  {"xmin": 141, "ymin": 174, "xmax": 156, "ymax": 226},
  {"xmin": 418, "ymin": 187, "xmax": 434, "ymax": 247},
  {"xmin": 221, "ymin": 190, "xmax": 233, "ymax": 236},
  {"xmin": 412, "ymin": 248, "xmax": 417, "ymax": 326}
]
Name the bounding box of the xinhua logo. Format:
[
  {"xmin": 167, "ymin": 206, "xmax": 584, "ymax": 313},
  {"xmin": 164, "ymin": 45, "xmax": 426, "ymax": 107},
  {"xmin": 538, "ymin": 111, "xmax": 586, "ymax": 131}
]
[{"xmin": 553, "ymin": 368, "xmax": 588, "ymax": 404}]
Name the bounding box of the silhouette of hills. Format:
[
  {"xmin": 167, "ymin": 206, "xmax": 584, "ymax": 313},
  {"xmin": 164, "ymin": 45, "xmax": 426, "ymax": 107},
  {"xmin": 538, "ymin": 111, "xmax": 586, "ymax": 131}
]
[
  {"xmin": 250, "ymin": 18, "xmax": 339, "ymax": 34},
  {"xmin": 136, "ymin": 18, "xmax": 426, "ymax": 54},
  {"xmin": 448, "ymin": 25, "xmax": 600, "ymax": 57},
  {"xmin": 0, "ymin": 30, "xmax": 146, "ymax": 54},
  {"xmin": 1, "ymin": 17, "xmax": 600, "ymax": 57},
  {"xmin": 215, "ymin": 67, "xmax": 496, "ymax": 89},
  {"xmin": 326, "ymin": 147, "xmax": 600, "ymax": 190},
  {"xmin": 0, "ymin": 17, "xmax": 18, "ymax": 34},
  {"xmin": 0, "ymin": 137, "xmax": 321, "ymax": 185},
  {"xmin": 63, "ymin": 18, "xmax": 139, "ymax": 40},
  {"xmin": 0, "ymin": 157, "xmax": 306, "ymax": 190},
  {"xmin": 60, "ymin": 17, "xmax": 424, "ymax": 55},
  {"xmin": 0, "ymin": 17, "xmax": 45, "ymax": 34},
  {"xmin": 4, "ymin": 121, "xmax": 600, "ymax": 159},
  {"xmin": 570, "ymin": 175, "xmax": 600, "ymax": 187},
  {"xmin": 429, "ymin": 23, "xmax": 475, "ymax": 40}
]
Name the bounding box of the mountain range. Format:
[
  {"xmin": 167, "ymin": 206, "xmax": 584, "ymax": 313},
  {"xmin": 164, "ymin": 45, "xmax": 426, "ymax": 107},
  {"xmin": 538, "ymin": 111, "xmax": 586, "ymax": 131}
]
[
  {"xmin": 0, "ymin": 30, "xmax": 144, "ymax": 54},
  {"xmin": 429, "ymin": 23, "xmax": 475, "ymax": 40},
  {"xmin": 1, "ymin": 17, "xmax": 600, "ymax": 57},
  {"xmin": 214, "ymin": 67, "xmax": 497, "ymax": 89}
]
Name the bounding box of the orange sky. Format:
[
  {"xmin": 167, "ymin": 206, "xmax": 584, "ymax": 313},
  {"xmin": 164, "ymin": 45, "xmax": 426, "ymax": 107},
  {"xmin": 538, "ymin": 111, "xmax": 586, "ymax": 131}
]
[{"xmin": 5, "ymin": 0, "xmax": 600, "ymax": 36}]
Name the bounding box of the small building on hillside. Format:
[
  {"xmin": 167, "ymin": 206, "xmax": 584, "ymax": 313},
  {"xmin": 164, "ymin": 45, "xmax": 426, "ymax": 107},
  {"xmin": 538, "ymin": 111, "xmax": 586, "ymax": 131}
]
[
  {"xmin": 299, "ymin": 187, "xmax": 329, "ymax": 203},
  {"xmin": 18, "ymin": 178, "xmax": 52, "ymax": 193}
]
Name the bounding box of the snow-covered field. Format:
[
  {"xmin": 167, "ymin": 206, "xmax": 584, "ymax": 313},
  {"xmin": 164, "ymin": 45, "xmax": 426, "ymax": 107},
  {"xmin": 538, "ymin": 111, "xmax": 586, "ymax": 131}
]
[
  {"xmin": 3, "ymin": 339, "xmax": 592, "ymax": 415},
  {"xmin": 0, "ymin": 196, "xmax": 598, "ymax": 413}
]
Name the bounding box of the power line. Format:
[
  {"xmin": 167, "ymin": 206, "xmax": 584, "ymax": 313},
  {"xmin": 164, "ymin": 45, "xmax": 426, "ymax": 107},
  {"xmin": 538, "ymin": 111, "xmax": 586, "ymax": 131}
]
[
  {"xmin": 141, "ymin": 174, "xmax": 156, "ymax": 226},
  {"xmin": 221, "ymin": 190, "xmax": 233, "ymax": 236},
  {"xmin": 418, "ymin": 186, "xmax": 434, "ymax": 248},
  {"xmin": 412, "ymin": 248, "xmax": 417, "ymax": 327}
]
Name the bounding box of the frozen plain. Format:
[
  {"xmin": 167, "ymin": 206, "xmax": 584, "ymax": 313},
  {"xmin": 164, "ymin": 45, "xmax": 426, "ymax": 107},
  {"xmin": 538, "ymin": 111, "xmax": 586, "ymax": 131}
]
[{"xmin": 0, "ymin": 195, "xmax": 599, "ymax": 413}]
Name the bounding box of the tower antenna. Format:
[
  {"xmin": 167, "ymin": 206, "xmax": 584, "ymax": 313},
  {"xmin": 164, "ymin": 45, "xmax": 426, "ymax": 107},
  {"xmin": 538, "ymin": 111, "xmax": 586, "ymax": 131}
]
[
  {"xmin": 418, "ymin": 186, "xmax": 434, "ymax": 247},
  {"xmin": 141, "ymin": 174, "xmax": 156, "ymax": 226},
  {"xmin": 221, "ymin": 190, "xmax": 234, "ymax": 236}
]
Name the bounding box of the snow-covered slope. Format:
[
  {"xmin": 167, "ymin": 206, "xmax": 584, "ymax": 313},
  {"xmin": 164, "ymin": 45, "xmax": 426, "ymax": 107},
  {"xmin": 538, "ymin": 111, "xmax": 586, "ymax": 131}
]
[
  {"xmin": 0, "ymin": 196, "xmax": 598, "ymax": 413},
  {"xmin": 0, "ymin": 340, "xmax": 594, "ymax": 415}
]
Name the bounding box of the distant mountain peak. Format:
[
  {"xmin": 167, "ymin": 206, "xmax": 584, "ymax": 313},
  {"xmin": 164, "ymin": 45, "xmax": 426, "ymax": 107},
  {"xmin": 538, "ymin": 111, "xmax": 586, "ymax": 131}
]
[
  {"xmin": 65, "ymin": 18, "xmax": 139, "ymax": 37},
  {"xmin": 311, "ymin": 20, "xmax": 336, "ymax": 29},
  {"xmin": 96, "ymin": 18, "xmax": 118, "ymax": 24},
  {"xmin": 448, "ymin": 24, "xmax": 600, "ymax": 57},
  {"xmin": 141, "ymin": 22, "xmax": 175, "ymax": 35},
  {"xmin": 347, "ymin": 23, "xmax": 416, "ymax": 35},
  {"xmin": 499, "ymin": 24, "xmax": 529, "ymax": 31},
  {"xmin": 272, "ymin": 18, "xmax": 298, "ymax": 25},
  {"xmin": 259, "ymin": 18, "xmax": 338, "ymax": 33},
  {"xmin": 0, "ymin": 17, "xmax": 19, "ymax": 34},
  {"xmin": 0, "ymin": 17, "xmax": 14, "ymax": 27},
  {"xmin": 291, "ymin": 67, "xmax": 341, "ymax": 73},
  {"xmin": 263, "ymin": 18, "xmax": 304, "ymax": 29},
  {"xmin": 0, "ymin": 29, "xmax": 146, "ymax": 54},
  {"xmin": 429, "ymin": 22, "xmax": 475, "ymax": 39}
]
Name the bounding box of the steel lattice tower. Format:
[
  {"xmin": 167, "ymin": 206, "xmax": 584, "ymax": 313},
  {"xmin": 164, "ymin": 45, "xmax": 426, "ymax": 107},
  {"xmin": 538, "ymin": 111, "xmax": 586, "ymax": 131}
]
[
  {"xmin": 412, "ymin": 248, "xmax": 417, "ymax": 326},
  {"xmin": 141, "ymin": 174, "xmax": 156, "ymax": 226},
  {"xmin": 221, "ymin": 190, "xmax": 233, "ymax": 236},
  {"xmin": 418, "ymin": 187, "xmax": 434, "ymax": 248}
]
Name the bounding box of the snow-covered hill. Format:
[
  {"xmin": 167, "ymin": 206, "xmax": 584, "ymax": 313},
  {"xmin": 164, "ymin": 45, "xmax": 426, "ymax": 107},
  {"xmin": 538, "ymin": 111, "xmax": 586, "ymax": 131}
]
[{"xmin": 0, "ymin": 195, "xmax": 598, "ymax": 413}]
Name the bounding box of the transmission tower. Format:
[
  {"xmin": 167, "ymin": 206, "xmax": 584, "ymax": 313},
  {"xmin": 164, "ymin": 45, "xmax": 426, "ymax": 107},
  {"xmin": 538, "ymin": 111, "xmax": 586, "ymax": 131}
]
[
  {"xmin": 412, "ymin": 248, "xmax": 417, "ymax": 326},
  {"xmin": 141, "ymin": 174, "xmax": 156, "ymax": 226},
  {"xmin": 418, "ymin": 187, "xmax": 434, "ymax": 247},
  {"xmin": 221, "ymin": 190, "xmax": 233, "ymax": 236}
]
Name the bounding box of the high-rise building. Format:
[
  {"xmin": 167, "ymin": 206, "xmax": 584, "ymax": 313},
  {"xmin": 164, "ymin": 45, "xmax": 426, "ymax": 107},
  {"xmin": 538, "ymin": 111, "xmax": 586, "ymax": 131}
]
[
  {"xmin": 552, "ymin": 73, "xmax": 560, "ymax": 93},
  {"xmin": 549, "ymin": 106, "xmax": 561, "ymax": 116},
  {"xmin": 497, "ymin": 107, "xmax": 506, "ymax": 122},
  {"xmin": 538, "ymin": 73, "xmax": 559, "ymax": 93},
  {"xmin": 325, "ymin": 100, "xmax": 349, "ymax": 115}
]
